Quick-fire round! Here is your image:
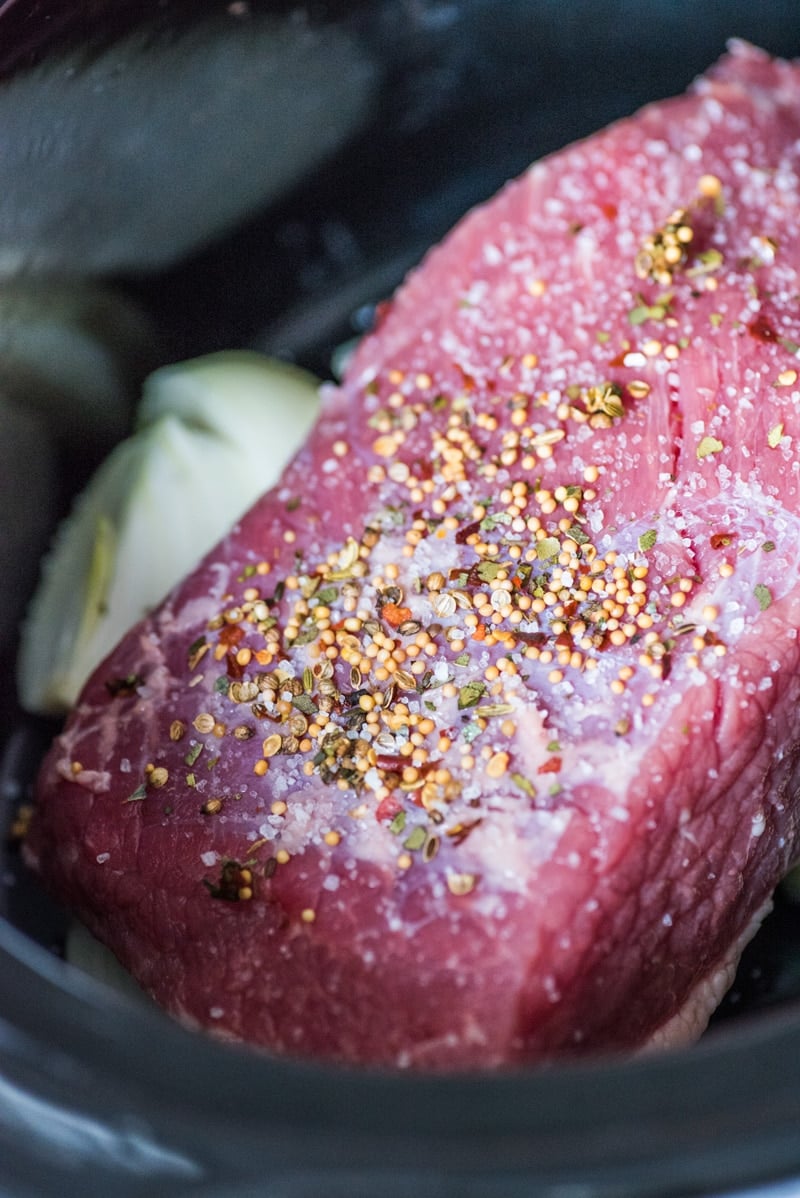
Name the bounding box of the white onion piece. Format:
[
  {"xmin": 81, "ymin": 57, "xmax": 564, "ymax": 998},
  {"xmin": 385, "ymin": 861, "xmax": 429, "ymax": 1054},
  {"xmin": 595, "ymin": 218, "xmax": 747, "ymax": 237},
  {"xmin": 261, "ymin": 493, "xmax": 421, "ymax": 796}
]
[{"xmin": 18, "ymin": 351, "xmax": 320, "ymax": 714}]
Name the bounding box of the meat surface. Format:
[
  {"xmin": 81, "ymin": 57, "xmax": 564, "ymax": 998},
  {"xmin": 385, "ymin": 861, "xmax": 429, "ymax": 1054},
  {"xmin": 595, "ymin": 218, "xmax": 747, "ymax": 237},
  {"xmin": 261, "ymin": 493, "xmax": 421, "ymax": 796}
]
[{"xmin": 27, "ymin": 42, "xmax": 800, "ymax": 1068}]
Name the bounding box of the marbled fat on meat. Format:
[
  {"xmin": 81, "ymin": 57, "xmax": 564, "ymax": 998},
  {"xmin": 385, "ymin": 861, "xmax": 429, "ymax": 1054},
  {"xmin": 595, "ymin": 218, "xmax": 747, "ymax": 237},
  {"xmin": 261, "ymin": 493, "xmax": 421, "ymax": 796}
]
[{"xmin": 28, "ymin": 43, "xmax": 800, "ymax": 1067}]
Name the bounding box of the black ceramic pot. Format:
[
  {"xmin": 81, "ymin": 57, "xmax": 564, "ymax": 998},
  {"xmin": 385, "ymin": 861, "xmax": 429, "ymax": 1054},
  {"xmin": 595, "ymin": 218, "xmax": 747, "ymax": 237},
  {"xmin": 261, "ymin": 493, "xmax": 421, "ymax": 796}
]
[{"xmin": 2, "ymin": 4, "xmax": 800, "ymax": 1195}]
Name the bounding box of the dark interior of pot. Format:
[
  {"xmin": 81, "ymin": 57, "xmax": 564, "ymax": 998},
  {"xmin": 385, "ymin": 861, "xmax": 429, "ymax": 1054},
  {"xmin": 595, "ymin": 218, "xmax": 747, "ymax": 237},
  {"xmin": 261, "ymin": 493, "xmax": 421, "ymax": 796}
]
[{"xmin": 3, "ymin": 3, "xmax": 800, "ymax": 1196}]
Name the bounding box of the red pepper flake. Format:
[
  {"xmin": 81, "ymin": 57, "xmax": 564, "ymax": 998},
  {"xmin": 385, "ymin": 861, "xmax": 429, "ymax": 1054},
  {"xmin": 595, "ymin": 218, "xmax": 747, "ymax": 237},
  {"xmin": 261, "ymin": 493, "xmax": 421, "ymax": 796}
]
[
  {"xmin": 218, "ymin": 625, "xmax": 245, "ymax": 647},
  {"xmin": 456, "ymin": 365, "xmax": 477, "ymax": 391},
  {"xmin": 383, "ymin": 603, "xmax": 412, "ymax": 628},
  {"xmin": 537, "ymin": 756, "xmax": 562, "ymax": 775},
  {"xmin": 375, "ymin": 754, "xmax": 407, "ymax": 773},
  {"xmin": 748, "ymin": 313, "xmax": 777, "ymax": 342},
  {"xmin": 226, "ymin": 652, "xmax": 247, "ymax": 680},
  {"xmin": 376, "ymin": 794, "xmax": 404, "ymax": 823},
  {"xmin": 455, "ymin": 519, "xmax": 482, "ymax": 545}
]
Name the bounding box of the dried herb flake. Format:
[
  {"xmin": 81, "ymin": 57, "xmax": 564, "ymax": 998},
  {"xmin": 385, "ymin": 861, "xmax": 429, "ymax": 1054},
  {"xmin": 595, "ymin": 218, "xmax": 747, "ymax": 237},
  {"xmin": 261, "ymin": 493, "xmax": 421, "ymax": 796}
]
[
  {"xmin": 754, "ymin": 583, "xmax": 773, "ymax": 611},
  {"xmin": 458, "ymin": 681, "xmax": 487, "ymax": 710},
  {"xmin": 476, "ymin": 560, "xmax": 501, "ymax": 583},
  {"xmin": 567, "ymin": 524, "xmax": 590, "ymax": 546},
  {"xmin": 403, "ymin": 826, "xmax": 427, "ymax": 851},
  {"xmin": 185, "ymin": 742, "xmax": 203, "ymax": 767},
  {"xmin": 314, "ymin": 587, "xmax": 339, "ymax": 605},
  {"xmin": 389, "ymin": 811, "xmax": 407, "ymax": 835},
  {"xmin": 536, "ymin": 537, "xmax": 560, "ymax": 561}
]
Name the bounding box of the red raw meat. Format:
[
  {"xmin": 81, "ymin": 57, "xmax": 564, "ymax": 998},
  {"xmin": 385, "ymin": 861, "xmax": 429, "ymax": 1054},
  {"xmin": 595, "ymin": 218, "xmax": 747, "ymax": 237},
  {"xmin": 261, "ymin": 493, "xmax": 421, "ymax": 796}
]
[{"xmin": 27, "ymin": 42, "xmax": 800, "ymax": 1068}]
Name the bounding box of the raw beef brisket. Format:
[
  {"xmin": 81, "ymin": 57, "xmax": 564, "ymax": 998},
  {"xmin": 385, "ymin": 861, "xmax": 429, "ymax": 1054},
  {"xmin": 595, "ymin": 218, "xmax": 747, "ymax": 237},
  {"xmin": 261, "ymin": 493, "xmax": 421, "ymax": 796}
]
[{"xmin": 28, "ymin": 42, "xmax": 800, "ymax": 1067}]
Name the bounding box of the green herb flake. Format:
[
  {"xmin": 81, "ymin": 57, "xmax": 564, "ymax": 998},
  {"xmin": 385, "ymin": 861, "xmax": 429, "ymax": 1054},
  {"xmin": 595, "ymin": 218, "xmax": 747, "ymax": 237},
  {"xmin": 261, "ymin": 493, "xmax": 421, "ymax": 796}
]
[
  {"xmin": 476, "ymin": 560, "xmax": 501, "ymax": 583},
  {"xmin": 687, "ymin": 249, "xmax": 724, "ymax": 276},
  {"xmin": 546, "ymin": 740, "xmax": 561, "ymax": 753},
  {"xmin": 697, "ymin": 435, "xmax": 723, "ymax": 460},
  {"xmin": 237, "ymin": 564, "xmax": 257, "ymax": 581},
  {"xmin": 628, "ymin": 292, "xmax": 673, "ymax": 326},
  {"xmin": 628, "ymin": 305, "xmax": 651, "ymax": 326},
  {"xmin": 536, "ymin": 537, "xmax": 560, "ymax": 561},
  {"xmin": 595, "ymin": 330, "xmax": 611, "ymax": 343},
  {"xmin": 779, "ymin": 337, "xmax": 800, "ymax": 356},
  {"xmin": 458, "ymin": 681, "xmax": 487, "ymax": 710},
  {"xmin": 292, "ymin": 694, "xmax": 318, "ymax": 716},
  {"xmin": 214, "ymin": 675, "xmax": 230, "ymax": 695},
  {"xmin": 768, "ymin": 423, "xmax": 784, "ymax": 449},
  {"xmin": 511, "ymin": 772, "xmax": 536, "ymax": 798},
  {"xmin": 638, "ymin": 528, "xmax": 658, "ymax": 552},
  {"xmin": 125, "ymin": 783, "xmax": 147, "ymax": 803},
  {"xmin": 455, "ymin": 653, "xmax": 470, "ymax": 666},
  {"xmin": 403, "ymin": 826, "xmax": 427, "ymax": 851},
  {"xmin": 185, "ymin": 742, "xmax": 203, "ymax": 767},
  {"xmin": 291, "ymin": 624, "xmax": 318, "ymax": 647},
  {"xmin": 187, "ymin": 635, "xmax": 208, "ymax": 668},
  {"xmin": 754, "ymin": 583, "xmax": 773, "ymax": 611},
  {"xmin": 313, "ymin": 587, "xmax": 339, "ymax": 605},
  {"xmin": 567, "ymin": 523, "xmax": 590, "ymax": 546},
  {"xmin": 389, "ymin": 811, "xmax": 407, "ymax": 836},
  {"xmin": 709, "ymin": 312, "xmax": 723, "ymax": 329},
  {"xmin": 286, "ymin": 496, "xmax": 301, "ymax": 512},
  {"xmin": 462, "ymin": 721, "xmax": 482, "ymax": 744},
  {"xmin": 762, "ymin": 541, "xmax": 776, "ymax": 553},
  {"xmin": 186, "ymin": 773, "xmax": 197, "ymax": 787}
]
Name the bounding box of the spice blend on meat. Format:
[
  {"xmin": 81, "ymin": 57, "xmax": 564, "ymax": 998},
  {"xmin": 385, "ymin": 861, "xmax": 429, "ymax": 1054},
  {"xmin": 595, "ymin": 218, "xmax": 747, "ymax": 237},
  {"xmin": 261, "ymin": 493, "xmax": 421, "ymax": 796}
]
[{"xmin": 27, "ymin": 43, "xmax": 800, "ymax": 1067}]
